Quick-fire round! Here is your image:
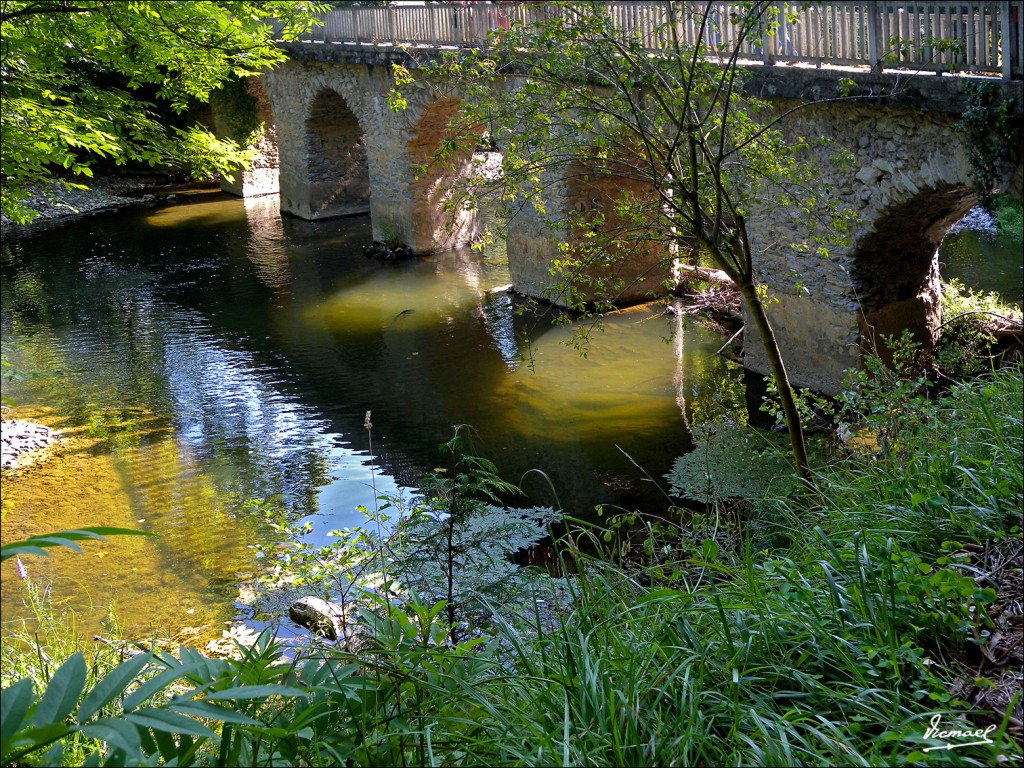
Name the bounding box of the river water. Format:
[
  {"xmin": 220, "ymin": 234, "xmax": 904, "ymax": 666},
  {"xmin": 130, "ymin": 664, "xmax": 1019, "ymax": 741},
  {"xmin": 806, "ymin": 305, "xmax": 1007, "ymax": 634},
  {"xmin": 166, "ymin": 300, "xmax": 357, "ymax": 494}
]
[
  {"xmin": 1, "ymin": 193, "xmax": 745, "ymax": 641},
  {"xmin": 939, "ymin": 206, "xmax": 1023, "ymax": 303}
]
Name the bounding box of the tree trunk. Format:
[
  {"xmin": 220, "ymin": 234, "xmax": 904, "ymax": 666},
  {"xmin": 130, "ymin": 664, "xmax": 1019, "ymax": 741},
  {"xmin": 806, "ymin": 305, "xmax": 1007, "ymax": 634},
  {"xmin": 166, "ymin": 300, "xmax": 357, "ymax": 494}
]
[{"xmin": 737, "ymin": 280, "xmax": 811, "ymax": 481}]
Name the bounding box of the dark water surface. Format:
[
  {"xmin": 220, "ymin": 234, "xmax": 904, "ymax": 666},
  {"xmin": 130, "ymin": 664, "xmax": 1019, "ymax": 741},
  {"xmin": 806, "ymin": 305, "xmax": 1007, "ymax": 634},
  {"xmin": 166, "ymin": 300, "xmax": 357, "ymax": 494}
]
[
  {"xmin": 1, "ymin": 194, "xmax": 744, "ymax": 640},
  {"xmin": 940, "ymin": 206, "xmax": 1023, "ymax": 303}
]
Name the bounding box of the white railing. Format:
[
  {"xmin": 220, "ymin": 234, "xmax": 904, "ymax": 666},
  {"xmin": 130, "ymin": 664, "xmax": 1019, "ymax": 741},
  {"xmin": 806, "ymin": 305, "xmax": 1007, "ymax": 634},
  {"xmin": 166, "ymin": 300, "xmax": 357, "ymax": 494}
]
[{"xmin": 294, "ymin": 1, "xmax": 1023, "ymax": 80}]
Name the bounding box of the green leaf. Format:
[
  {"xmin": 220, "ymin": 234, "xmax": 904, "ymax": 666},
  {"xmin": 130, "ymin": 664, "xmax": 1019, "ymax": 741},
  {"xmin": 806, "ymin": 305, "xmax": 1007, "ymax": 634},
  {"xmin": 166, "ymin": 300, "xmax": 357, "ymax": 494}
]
[
  {"xmin": 122, "ymin": 661, "xmax": 211, "ymax": 713},
  {"xmin": 166, "ymin": 700, "xmax": 262, "ymax": 726},
  {"xmin": 1, "ymin": 527, "xmax": 156, "ymax": 562},
  {"xmin": 700, "ymin": 539, "xmax": 720, "ymax": 561},
  {"xmin": 973, "ymin": 588, "xmax": 997, "ymax": 605},
  {"xmin": 80, "ymin": 719, "xmax": 143, "ymax": 759},
  {"xmin": 203, "ymin": 684, "xmax": 308, "ymax": 702},
  {"xmin": 4, "ymin": 722, "xmax": 74, "ymax": 764},
  {"xmin": 1, "ymin": 678, "xmax": 35, "ymax": 747},
  {"xmin": 77, "ymin": 652, "xmax": 153, "ymax": 722},
  {"xmin": 34, "ymin": 653, "xmax": 87, "ymax": 728},
  {"xmin": 124, "ymin": 708, "xmax": 217, "ymax": 738}
]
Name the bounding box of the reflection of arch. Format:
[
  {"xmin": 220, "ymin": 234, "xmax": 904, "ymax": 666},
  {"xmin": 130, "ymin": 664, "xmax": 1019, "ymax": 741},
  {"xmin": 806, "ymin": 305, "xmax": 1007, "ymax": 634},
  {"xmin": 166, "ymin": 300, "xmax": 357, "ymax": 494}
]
[
  {"xmin": 406, "ymin": 97, "xmax": 481, "ymax": 252},
  {"xmin": 853, "ymin": 184, "xmax": 975, "ymax": 357},
  {"xmin": 303, "ymin": 89, "xmax": 370, "ymax": 219}
]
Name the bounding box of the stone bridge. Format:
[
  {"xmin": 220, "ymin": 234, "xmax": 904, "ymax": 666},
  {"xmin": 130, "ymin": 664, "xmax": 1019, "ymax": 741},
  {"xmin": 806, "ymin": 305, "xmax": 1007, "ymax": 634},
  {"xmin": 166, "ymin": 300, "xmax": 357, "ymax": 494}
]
[{"xmin": 212, "ymin": 32, "xmax": 1022, "ymax": 394}]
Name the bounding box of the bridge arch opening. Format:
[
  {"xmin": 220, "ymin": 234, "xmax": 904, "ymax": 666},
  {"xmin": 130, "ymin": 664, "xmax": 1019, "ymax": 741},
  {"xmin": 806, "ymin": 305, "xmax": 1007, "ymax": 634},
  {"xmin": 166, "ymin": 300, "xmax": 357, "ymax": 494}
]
[
  {"xmin": 303, "ymin": 88, "xmax": 370, "ymax": 219},
  {"xmin": 853, "ymin": 184, "xmax": 977, "ymax": 360}
]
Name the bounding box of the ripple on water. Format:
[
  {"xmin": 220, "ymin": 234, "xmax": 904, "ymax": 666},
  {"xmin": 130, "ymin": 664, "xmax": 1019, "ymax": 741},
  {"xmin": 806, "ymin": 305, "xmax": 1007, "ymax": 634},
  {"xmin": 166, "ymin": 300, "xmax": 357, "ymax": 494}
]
[{"xmin": 1, "ymin": 406, "xmax": 253, "ymax": 644}]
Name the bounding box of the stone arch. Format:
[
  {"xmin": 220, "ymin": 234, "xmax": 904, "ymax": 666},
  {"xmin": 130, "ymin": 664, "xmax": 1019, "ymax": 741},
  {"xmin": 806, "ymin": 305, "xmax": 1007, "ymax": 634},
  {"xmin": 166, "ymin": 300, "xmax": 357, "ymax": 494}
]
[
  {"xmin": 300, "ymin": 88, "xmax": 370, "ymax": 220},
  {"xmin": 502, "ymin": 149, "xmax": 675, "ymax": 307},
  {"xmin": 404, "ymin": 96, "xmax": 482, "ymax": 253},
  {"xmin": 852, "ymin": 183, "xmax": 977, "ymax": 357},
  {"xmin": 740, "ymin": 95, "xmax": 1023, "ymax": 393},
  {"xmin": 561, "ymin": 155, "xmax": 672, "ymax": 305}
]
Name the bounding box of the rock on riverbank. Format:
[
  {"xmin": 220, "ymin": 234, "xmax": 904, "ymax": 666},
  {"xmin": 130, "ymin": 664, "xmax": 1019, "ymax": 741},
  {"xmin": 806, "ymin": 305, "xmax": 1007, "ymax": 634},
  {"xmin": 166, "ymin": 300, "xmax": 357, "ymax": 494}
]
[{"xmin": 1, "ymin": 418, "xmax": 61, "ymax": 471}]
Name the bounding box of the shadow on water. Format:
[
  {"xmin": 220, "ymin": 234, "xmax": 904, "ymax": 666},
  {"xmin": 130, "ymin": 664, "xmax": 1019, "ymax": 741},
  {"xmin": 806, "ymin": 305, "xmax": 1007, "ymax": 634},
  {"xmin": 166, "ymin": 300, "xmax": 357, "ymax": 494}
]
[{"xmin": 1, "ymin": 194, "xmax": 744, "ymax": 641}]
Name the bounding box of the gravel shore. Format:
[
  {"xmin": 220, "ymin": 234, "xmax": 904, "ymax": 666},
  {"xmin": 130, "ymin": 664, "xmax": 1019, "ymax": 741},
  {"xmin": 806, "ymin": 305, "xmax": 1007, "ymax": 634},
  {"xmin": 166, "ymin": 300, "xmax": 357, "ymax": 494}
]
[
  {"xmin": 0, "ymin": 174, "xmax": 213, "ymax": 238},
  {"xmin": 0, "ymin": 418, "xmax": 60, "ymax": 472}
]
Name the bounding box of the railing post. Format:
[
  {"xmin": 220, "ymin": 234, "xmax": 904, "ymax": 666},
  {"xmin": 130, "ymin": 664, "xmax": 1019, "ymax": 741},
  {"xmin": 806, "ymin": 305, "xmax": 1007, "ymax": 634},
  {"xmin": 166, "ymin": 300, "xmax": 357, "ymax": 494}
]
[
  {"xmin": 762, "ymin": 1, "xmax": 776, "ymax": 65},
  {"xmin": 1001, "ymin": 0, "xmax": 1012, "ymax": 80},
  {"xmin": 389, "ymin": 2, "xmax": 396, "ymax": 46},
  {"xmin": 867, "ymin": 1, "xmax": 882, "ymax": 73}
]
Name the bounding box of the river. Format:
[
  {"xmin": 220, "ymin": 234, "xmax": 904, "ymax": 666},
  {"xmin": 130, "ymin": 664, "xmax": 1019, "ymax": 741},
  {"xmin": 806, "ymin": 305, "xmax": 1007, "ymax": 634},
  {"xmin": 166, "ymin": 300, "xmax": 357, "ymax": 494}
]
[{"xmin": 1, "ymin": 193, "xmax": 745, "ymax": 642}]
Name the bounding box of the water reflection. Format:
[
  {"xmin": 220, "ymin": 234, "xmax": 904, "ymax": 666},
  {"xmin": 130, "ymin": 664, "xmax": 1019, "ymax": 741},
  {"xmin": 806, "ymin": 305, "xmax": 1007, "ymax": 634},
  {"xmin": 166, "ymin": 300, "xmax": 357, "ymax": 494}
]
[
  {"xmin": 242, "ymin": 196, "xmax": 291, "ymax": 291},
  {"xmin": 2, "ymin": 194, "xmax": 745, "ymax": 640},
  {"xmin": 482, "ymin": 293, "xmax": 521, "ymax": 369},
  {"xmin": 940, "ymin": 206, "xmax": 1023, "ymax": 303}
]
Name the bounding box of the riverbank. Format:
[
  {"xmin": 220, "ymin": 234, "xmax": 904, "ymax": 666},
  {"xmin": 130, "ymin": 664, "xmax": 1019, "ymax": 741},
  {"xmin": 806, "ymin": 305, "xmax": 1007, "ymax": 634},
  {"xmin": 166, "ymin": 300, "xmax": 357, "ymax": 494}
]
[{"xmin": 0, "ymin": 174, "xmax": 218, "ymax": 238}]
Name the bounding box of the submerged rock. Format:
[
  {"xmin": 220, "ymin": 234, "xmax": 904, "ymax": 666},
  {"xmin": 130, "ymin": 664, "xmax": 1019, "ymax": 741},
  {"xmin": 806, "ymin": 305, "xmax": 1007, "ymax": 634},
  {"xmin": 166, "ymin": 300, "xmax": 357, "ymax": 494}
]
[{"xmin": 363, "ymin": 241, "xmax": 412, "ymax": 263}]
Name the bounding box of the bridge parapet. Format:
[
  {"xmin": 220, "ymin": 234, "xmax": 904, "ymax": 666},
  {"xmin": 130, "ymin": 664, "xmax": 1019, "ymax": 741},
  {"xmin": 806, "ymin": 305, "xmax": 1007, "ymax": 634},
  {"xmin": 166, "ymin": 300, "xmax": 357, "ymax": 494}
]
[{"xmin": 295, "ymin": 1, "xmax": 1023, "ymax": 81}]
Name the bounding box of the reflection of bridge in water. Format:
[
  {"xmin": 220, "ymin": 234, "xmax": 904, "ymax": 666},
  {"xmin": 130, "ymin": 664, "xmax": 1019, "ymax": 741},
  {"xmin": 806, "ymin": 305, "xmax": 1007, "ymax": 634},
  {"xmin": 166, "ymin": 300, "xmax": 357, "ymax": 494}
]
[{"xmin": 215, "ymin": 1, "xmax": 1023, "ymax": 393}]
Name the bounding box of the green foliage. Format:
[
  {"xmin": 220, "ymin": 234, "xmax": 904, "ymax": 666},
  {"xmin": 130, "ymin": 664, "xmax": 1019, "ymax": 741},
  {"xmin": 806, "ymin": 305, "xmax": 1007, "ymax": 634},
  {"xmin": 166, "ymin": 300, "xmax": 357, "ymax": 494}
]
[
  {"xmin": 0, "ymin": 0, "xmax": 324, "ymax": 223},
  {"xmin": 386, "ymin": 428, "xmax": 555, "ymax": 641},
  {"xmin": 250, "ymin": 428, "xmax": 557, "ymax": 646},
  {"xmin": 2, "ymin": 627, "xmax": 369, "ymax": 766},
  {"xmin": 666, "ymin": 420, "xmax": 792, "ymax": 506},
  {"xmin": 2, "ymin": 572, "xmax": 131, "ymax": 766},
  {"xmin": 836, "ymin": 330, "xmax": 933, "ymax": 460},
  {"xmin": 767, "ymin": 336, "xmax": 1022, "ymax": 553},
  {"xmin": 954, "ymin": 82, "xmax": 1021, "ymax": 203},
  {"xmin": 5, "ymin": 358, "xmax": 1022, "ymax": 766},
  {"xmin": 991, "ymin": 193, "xmax": 1023, "ymax": 241},
  {"xmin": 207, "ymin": 77, "xmax": 263, "ymax": 147},
  {"xmin": 936, "ymin": 279, "xmax": 1022, "ymax": 379}
]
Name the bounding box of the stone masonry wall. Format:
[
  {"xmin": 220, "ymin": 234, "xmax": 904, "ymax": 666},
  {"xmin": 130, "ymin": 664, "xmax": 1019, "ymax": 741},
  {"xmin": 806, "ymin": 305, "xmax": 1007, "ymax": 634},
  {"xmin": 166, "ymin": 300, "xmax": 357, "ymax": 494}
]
[
  {"xmin": 741, "ymin": 97, "xmax": 1014, "ymax": 393},
  {"xmin": 215, "ymin": 77, "xmax": 280, "ymax": 198},
  {"xmin": 262, "ymin": 57, "xmax": 478, "ymax": 252},
  {"xmin": 228, "ymin": 50, "xmax": 1023, "ymax": 393}
]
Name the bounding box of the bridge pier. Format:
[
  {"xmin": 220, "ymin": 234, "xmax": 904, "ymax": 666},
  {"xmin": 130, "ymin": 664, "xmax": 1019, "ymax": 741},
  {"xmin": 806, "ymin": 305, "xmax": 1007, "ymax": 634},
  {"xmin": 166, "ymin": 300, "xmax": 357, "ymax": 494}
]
[
  {"xmin": 228, "ymin": 58, "xmax": 483, "ymax": 254},
  {"xmin": 211, "ymin": 77, "xmax": 280, "ymax": 198},
  {"xmin": 505, "ymin": 155, "xmax": 674, "ymax": 307},
  {"xmin": 740, "ymin": 98, "xmax": 1019, "ymax": 395}
]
